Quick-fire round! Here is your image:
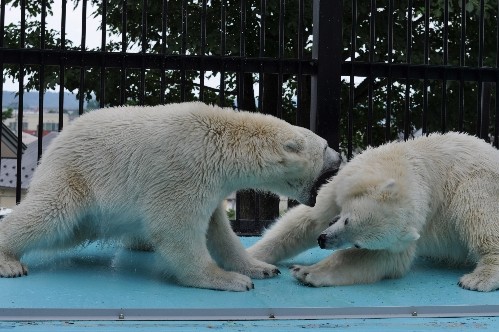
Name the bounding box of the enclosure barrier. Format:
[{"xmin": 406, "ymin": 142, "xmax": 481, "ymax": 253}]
[{"xmin": 0, "ymin": 0, "xmax": 498, "ymax": 234}]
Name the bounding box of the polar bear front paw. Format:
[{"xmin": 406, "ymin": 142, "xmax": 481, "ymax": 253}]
[
  {"xmin": 185, "ymin": 270, "xmax": 255, "ymax": 292},
  {"xmin": 234, "ymin": 258, "xmax": 281, "ymax": 279},
  {"xmin": 458, "ymin": 268, "xmax": 499, "ymax": 292},
  {"xmin": 0, "ymin": 253, "xmax": 28, "ymax": 278},
  {"xmin": 290, "ymin": 264, "xmax": 332, "ymax": 287},
  {"xmin": 218, "ymin": 272, "xmax": 255, "ymax": 291}
]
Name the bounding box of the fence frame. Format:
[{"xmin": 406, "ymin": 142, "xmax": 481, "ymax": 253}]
[{"xmin": 1, "ymin": 0, "xmax": 499, "ymax": 234}]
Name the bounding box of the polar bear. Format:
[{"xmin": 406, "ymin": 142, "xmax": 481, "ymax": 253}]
[
  {"xmin": 0, "ymin": 102, "xmax": 342, "ymax": 291},
  {"xmin": 248, "ymin": 132, "xmax": 499, "ymax": 291}
]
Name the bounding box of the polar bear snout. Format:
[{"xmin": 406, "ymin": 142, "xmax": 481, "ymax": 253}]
[{"xmin": 317, "ymin": 233, "xmax": 341, "ymax": 250}]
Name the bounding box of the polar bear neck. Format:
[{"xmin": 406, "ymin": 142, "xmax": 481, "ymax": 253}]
[{"xmin": 189, "ymin": 108, "xmax": 297, "ymax": 193}]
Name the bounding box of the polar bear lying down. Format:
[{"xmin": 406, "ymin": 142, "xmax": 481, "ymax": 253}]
[
  {"xmin": 0, "ymin": 102, "xmax": 342, "ymax": 291},
  {"xmin": 248, "ymin": 132, "xmax": 499, "ymax": 291}
]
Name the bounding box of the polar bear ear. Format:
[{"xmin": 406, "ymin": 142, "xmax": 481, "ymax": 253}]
[
  {"xmin": 284, "ymin": 137, "xmax": 304, "ymax": 153},
  {"xmin": 376, "ymin": 179, "xmax": 398, "ymax": 200}
]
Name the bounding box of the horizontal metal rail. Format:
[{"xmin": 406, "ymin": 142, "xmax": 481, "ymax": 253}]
[
  {"xmin": 0, "ymin": 48, "xmax": 316, "ymax": 75},
  {"xmin": 343, "ymin": 62, "xmax": 499, "ymax": 83},
  {"xmin": 1, "ymin": 305, "xmax": 499, "ymax": 321}
]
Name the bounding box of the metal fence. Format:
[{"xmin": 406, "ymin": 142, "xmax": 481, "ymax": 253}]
[
  {"xmin": 0, "ymin": 0, "xmax": 498, "ymax": 235},
  {"xmin": 341, "ymin": 0, "xmax": 499, "ymax": 157}
]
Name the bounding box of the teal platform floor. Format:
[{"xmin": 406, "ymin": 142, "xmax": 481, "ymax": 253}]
[{"xmin": 1, "ymin": 237, "xmax": 499, "ymax": 331}]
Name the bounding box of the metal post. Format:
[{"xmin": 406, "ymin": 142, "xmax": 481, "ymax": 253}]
[{"xmin": 310, "ymin": 0, "xmax": 343, "ymax": 150}]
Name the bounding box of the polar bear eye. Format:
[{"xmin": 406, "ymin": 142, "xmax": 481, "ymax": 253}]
[
  {"xmin": 344, "ymin": 218, "xmax": 349, "ymax": 226},
  {"xmin": 329, "ymin": 215, "xmax": 340, "ymax": 226}
]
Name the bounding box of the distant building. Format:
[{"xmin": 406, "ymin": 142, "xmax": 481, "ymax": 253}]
[
  {"xmin": 0, "ymin": 130, "xmax": 58, "ymax": 207},
  {"xmin": 3, "ymin": 110, "xmax": 71, "ymax": 137}
]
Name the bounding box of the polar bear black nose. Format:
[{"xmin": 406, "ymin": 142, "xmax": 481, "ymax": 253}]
[{"xmin": 318, "ymin": 234, "xmax": 327, "ymax": 249}]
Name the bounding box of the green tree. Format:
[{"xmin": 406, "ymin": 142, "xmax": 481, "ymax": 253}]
[
  {"xmin": 3, "ymin": 0, "xmax": 313, "ymax": 125},
  {"xmin": 2, "ymin": 107, "xmax": 13, "ymax": 121},
  {"xmin": 340, "ymin": 1, "xmax": 498, "ymax": 155},
  {"xmin": 3, "ymin": 1, "xmax": 496, "ymax": 155}
]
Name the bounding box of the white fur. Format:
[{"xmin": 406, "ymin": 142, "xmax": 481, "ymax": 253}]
[
  {"xmin": 248, "ymin": 132, "xmax": 499, "ymax": 291},
  {"xmin": 0, "ymin": 102, "xmax": 341, "ymax": 291}
]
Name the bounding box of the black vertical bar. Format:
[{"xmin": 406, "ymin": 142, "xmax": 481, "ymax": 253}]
[
  {"xmin": 311, "ymin": 0, "xmax": 342, "ymax": 150},
  {"xmin": 348, "ymin": 0, "xmax": 357, "ymax": 159},
  {"xmin": 258, "ymin": 0, "xmax": 266, "ymax": 113},
  {"xmin": 0, "ymin": 0, "xmax": 4, "ymax": 47},
  {"xmin": 0, "ymin": 0, "xmax": 5, "ymax": 166},
  {"xmin": 296, "ymin": 0, "xmax": 303, "ymax": 124},
  {"xmin": 385, "ymin": 0, "xmax": 393, "ymax": 142},
  {"xmin": 404, "ymin": 0, "xmax": 413, "ymax": 140},
  {"xmin": 180, "ymin": 0, "xmax": 187, "ymax": 102},
  {"xmin": 120, "ymin": 0, "xmax": 127, "ymax": 105},
  {"xmin": 496, "ymin": 0, "xmax": 499, "ymax": 148},
  {"xmin": 477, "ymin": 0, "xmax": 485, "ymax": 138},
  {"xmin": 38, "ymin": 0, "xmax": 47, "ymax": 160},
  {"xmin": 441, "ymin": 0, "xmax": 448, "ymax": 133},
  {"xmin": 458, "ymin": 0, "xmax": 466, "ymax": 131},
  {"xmin": 235, "ymin": 0, "xmax": 268, "ymax": 232},
  {"xmin": 481, "ymin": 82, "xmax": 491, "ymax": 142},
  {"xmin": 219, "ymin": 0, "xmax": 226, "ymax": 107},
  {"xmin": 366, "ymin": 0, "xmax": 375, "ymax": 146},
  {"xmin": 422, "ymin": 0, "xmax": 429, "ymax": 135},
  {"xmin": 160, "ymin": 0, "xmax": 168, "ymax": 105},
  {"xmin": 181, "ymin": 0, "xmax": 187, "ymax": 55},
  {"xmin": 139, "ymin": 0, "xmax": 147, "ymax": 106},
  {"xmin": 79, "ymin": 0, "xmax": 87, "ymax": 116},
  {"xmin": 16, "ymin": 0, "xmax": 26, "ymax": 203},
  {"xmin": 237, "ymin": 0, "xmax": 246, "ymax": 109},
  {"xmin": 199, "ymin": 0, "xmax": 207, "ymax": 102},
  {"xmin": 276, "ymin": 0, "xmax": 284, "ymax": 119},
  {"xmin": 100, "ymin": 0, "xmax": 107, "ymax": 108},
  {"xmin": 58, "ymin": 0, "xmax": 66, "ymax": 131}
]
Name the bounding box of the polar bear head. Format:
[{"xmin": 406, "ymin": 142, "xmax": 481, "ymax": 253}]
[
  {"xmin": 204, "ymin": 107, "xmax": 342, "ymax": 207},
  {"xmin": 317, "ymin": 178, "xmax": 421, "ymax": 253},
  {"xmin": 271, "ymin": 125, "xmax": 342, "ymax": 207}
]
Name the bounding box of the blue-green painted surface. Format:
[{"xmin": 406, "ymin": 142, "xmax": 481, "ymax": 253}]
[{"xmin": 1, "ymin": 237, "xmax": 499, "ymax": 331}]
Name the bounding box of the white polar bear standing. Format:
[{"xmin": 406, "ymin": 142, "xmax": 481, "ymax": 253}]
[
  {"xmin": 248, "ymin": 132, "xmax": 499, "ymax": 291},
  {"xmin": 0, "ymin": 102, "xmax": 342, "ymax": 291}
]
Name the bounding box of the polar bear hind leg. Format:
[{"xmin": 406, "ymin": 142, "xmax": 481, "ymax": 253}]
[
  {"xmin": 0, "ymin": 189, "xmax": 91, "ymax": 277},
  {"xmin": 453, "ymin": 175, "xmax": 499, "ymax": 291}
]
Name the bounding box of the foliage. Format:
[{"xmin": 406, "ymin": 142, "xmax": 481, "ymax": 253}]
[
  {"xmin": 340, "ymin": 0, "xmax": 498, "ymax": 154},
  {"xmin": 2, "ymin": 107, "xmax": 13, "ymax": 121},
  {"xmin": 226, "ymin": 208, "xmax": 235, "ymax": 220},
  {"xmin": 3, "ymin": 0, "xmax": 498, "ymax": 154},
  {"xmin": 3, "ymin": 0, "xmax": 313, "ymax": 123}
]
